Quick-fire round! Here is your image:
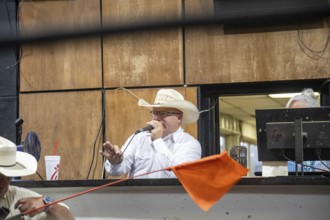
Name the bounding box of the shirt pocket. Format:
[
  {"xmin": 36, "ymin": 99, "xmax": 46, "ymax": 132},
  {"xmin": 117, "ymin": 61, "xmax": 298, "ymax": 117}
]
[{"xmin": 134, "ymin": 145, "xmax": 153, "ymax": 167}]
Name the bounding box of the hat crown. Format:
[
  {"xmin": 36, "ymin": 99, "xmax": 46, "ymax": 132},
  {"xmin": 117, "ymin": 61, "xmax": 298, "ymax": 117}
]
[
  {"xmin": 0, "ymin": 136, "xmax": 37, "ymax": 177},
  {"xmin": 154, "ymin": 89, "xmax": 184, "ymax": 104},
  {"xmin": 138, "ymin": 89, "xmax": 200, "ymax": 124},
  {"xmin": 0, "ymin": 138, "xmax": 17, "ymax": 166}
]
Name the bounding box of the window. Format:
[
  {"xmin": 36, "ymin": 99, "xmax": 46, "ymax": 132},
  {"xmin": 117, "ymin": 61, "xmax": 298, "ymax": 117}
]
[{"xmin": 198, "ymin": 79, "xmax": 329, "ymax": 166}]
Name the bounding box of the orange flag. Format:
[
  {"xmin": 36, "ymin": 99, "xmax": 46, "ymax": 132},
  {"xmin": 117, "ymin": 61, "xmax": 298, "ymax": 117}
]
[{"xmin": 168, "ymin": 151, "xmax": 248, "ymax": 211}]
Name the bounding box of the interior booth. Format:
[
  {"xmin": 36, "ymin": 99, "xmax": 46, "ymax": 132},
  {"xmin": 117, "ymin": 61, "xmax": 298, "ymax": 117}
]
[
  {"xmin": 11, "ymin": 79, "xmax": 330, "ymax": 220},
  {"xmin": 2, "ymin": 0, "xmax": 330, "ymax": 219}
]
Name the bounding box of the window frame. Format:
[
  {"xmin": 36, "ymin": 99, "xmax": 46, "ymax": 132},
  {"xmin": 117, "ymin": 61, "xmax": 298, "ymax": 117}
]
[{"xmin": 198, "ymin": 78, "xmax": 329, "ymax": 157}]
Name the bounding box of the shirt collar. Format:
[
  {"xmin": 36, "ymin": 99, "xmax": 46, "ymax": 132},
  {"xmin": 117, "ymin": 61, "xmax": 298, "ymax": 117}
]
[{"xmin": 163, "ymin": 127, "xmax": 182, "ymax": 143}]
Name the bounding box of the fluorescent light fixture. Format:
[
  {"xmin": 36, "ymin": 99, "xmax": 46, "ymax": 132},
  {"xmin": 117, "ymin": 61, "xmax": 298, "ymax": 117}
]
[{"xmin": 268, "ymin": 92, "xmax": 319, "ymax": 98}]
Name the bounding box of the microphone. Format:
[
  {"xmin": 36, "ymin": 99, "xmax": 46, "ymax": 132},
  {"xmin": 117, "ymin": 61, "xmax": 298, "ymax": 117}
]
[{"xmin": 135, "ymin": 125, "xmax": 153, "ymax": 134}]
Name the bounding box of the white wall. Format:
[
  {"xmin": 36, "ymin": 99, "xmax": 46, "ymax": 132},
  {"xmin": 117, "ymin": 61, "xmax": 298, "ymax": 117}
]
[{"xmin": 30, "ymin": 184, "xmax": 330, "ymax": 220}]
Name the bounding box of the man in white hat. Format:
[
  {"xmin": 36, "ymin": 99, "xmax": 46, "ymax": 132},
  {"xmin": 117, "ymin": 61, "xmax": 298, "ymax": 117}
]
[
  {"xmin": 101, "ymin": 89, "xmax": 202, "ymax": 178},
  {"xmin": 0, "ymin": 136, "xmax": 75, "ymax": 220}
]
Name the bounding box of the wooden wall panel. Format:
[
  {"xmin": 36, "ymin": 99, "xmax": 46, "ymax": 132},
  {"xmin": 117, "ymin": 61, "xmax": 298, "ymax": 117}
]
[
  {"xmin": 105, "ymin": 87, "xmax": 198, "ymax": 155},
  {"xmin": 19, "ymin": 91, "xmax": 103, "ymax": 180},
  {"xmin": 184, "ymin": 1, "xmax": 330, "ymax": 84},
  {"xmin": 14, "ymin": 0, "xmax": 330, "ymax": 182},
  {"xmin": 19, "ymin": 0, "xmax": 102, "ymax": 91},
  {"xmin": 102, "ymin": 0, "xmax": 183, "ymax": 88}
]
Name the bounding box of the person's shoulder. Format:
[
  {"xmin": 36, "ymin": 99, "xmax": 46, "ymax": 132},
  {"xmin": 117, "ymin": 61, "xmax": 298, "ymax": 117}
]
[
  {"xmin": 8, "ymin": 185, "xmax": 21, "ymax": 193},
  {"xmin": 179, "ymin": 130, "xmax": 200, "ymax": 143},
  {"xmin": 9, "ymin": 184, "xmax": 41, "ymax": 197}
]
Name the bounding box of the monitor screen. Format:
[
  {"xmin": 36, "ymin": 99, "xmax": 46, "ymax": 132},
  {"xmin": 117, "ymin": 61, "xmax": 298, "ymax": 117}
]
[{"xmin": 256, "ymin": 107, "xmax": 330, "ymax": 163}]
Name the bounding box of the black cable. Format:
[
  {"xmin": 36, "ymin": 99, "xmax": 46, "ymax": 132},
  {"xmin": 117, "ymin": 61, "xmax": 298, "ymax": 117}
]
[
  {"xmin": 90, "ymin": 90, "xmax": 106, "ymax": 179},
  {"xmin": 36, "ymin": 171, "xmax": 44, "ymax": 181},
  {"xmin": 86, "ymin": 101, "xmax": 105, "ymax": 180},
  {"xmin": 91, "ymin": 135, "xmax": 103, "ymax": 179},
  {"xmin": 282, "ymin": 153, "xmax": 330, "ymax": 172},
  {"xmin": 99, "ymin": 0, "xmax": 106, "ymax": 180},
  {"xmin": 297, "ymin": 17, "xmax": 330, "ymax": 59},
  {"xmin": 317, "ymin": 153, "xmax": 330, "ymax": 170}
]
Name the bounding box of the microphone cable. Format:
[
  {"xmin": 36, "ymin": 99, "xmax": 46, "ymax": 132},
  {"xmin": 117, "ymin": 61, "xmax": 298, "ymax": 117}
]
[
  {"xmin": 316, "ymin": 152, "xmax": 330, "ymax": 171},
  {"xmin": 104, "ymin": 132, "xmax": 138, "ymax": 179}
]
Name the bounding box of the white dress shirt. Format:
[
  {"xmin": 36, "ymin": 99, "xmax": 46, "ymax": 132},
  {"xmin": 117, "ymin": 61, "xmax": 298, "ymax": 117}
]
[{"xmin": 104, "ymin": 127, "xmax": 201, "ymax": 178}]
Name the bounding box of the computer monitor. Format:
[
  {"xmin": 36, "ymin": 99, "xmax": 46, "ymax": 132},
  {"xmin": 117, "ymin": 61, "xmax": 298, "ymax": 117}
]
[{"xmin": 256, "ymin": 107, "xmax": 330, "ymax": 166}]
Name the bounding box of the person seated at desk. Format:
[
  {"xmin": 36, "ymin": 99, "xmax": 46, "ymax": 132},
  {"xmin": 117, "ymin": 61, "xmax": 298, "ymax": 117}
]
[
  {"xmin": 100, "ymin": 89, "xmax": 202, "ymax": 178},
  {"xmin": 0, "ymin": 136, "xmax": 75, "ymax": 220},
  {"xmin": 286, "ymin": 88, "xmax": 330, "ymax": 172}
]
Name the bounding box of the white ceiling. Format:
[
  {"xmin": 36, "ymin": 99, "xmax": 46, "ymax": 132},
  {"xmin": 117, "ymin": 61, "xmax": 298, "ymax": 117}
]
[{"xmin": 219, "ymin": 95, "xmax": 290, "ymax": 126}]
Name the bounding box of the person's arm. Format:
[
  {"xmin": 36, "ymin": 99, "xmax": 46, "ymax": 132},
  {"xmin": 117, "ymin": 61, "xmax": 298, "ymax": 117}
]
[
  {"xmin": 101, "ymin": 141, "xmax": 123, "ymax": 165},
  {"xmin": 101, "ymin": 135, "xmax": 137, "ymax": 177},
  {"xmin": 45, "ymin": 203, "xmax": 75, "ymax": 220},
  {"xmin": 152, "ymin": 137, "xmax": 201, "ymax": 178},
  {"xmin": 14, "ymin": 197, "xmax": 74, "ymax": 220}
]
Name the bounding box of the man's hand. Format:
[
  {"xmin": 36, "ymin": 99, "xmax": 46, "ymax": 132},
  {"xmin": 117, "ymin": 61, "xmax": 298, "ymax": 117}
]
[
  {"xmin": 147, "ymin": 120, "xmax": 164, "ymax": 141},
  {"xmin": 100, "ymin": 141, "xmax": 123, "ymax": 165},
  {"xmin": 15, "ymin": 197, "xmax": 75, "ymax": 220},
  {"xmin": 14, "ymin": 197, "xmax": 44, "ymax": 217}
]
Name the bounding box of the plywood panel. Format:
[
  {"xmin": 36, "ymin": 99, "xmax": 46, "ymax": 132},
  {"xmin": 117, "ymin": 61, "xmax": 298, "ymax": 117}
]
[
  {"xmin": 105, "ymin": 87, "xmax": 198, "ymax": 155},
  {"xmin": 19, "ymin": 91, "xmax": 103, "ymax": 180},
  {"xmin": 184, "ymin": 0, "xmax": 330, "ymax": 84},
  {"xmin": 19, "ymin": 0, "xmax": 102, "ymax": 91},
  {"xmin": 102, "ymin": 0, "xmax": 183, "ymax": 88}
]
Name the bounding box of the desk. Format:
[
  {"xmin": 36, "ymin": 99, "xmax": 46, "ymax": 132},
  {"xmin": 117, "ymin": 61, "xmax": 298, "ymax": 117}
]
[{"xmin": 11, "ymin": 177, "xmax": 330, "ymax": 220}]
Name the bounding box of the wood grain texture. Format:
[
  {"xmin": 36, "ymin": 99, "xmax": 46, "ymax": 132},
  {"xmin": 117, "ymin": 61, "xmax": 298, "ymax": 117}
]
[
  {"xmin": 19, "ymin": 0, "xmax": 102, "ymax": 91},
  {"xmin": 19, "ymin": 91, "xmax": 103, "ymax": 180},
  {"xmin": 102, "ymin": 0, "xmax": 183, "ymax": 88},
  {"xmin": 105, "ymin": 87, "xmax": 198, "ymax": 153},
  {"xmin": 15, "ymin": 0, "xmax": 330, "ymax": 182},
  {"xmin": 184, "ymin": 0, "xmax": 330, "ymax": 84}
]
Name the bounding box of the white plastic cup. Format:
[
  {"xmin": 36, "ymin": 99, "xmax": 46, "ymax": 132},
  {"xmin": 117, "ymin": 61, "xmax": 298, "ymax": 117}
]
[{"xmin": 45, "ymin": 155, "xmax": 61, "ymax": 180}]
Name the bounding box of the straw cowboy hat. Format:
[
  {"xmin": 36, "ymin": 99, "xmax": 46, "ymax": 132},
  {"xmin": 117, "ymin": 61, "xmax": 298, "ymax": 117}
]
[
  {"xmin": 0, "ymin": 136, "xmax": 37, "ymax": 177},
  {"xmin": 138, "ymin": 89, "xmax": 199, "ymax": 124}
]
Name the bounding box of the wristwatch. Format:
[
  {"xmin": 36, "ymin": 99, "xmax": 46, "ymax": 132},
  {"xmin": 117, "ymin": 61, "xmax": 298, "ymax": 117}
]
[{"xmin": 43, "ymin": 196, "xmax": 52, "ymax": 212}]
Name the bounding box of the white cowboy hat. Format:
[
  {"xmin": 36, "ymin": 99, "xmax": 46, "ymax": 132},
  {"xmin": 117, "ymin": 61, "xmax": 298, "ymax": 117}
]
[
  {"xmin": 0, "ymin": 136, "xmax": 37, "ymax": 177},
  {"xmin": 138, "ymin": 89, "xmax": 199, "ymax": 124}
]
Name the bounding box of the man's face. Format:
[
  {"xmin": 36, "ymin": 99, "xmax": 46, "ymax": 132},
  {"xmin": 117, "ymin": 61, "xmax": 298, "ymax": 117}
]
[
  {"xmin": 0, "ymin": 173, "xmax": 10, "ymax": 198},
  {"xmin": 151, "ymin": 107, "xmax": 183, "ymax": 137}
]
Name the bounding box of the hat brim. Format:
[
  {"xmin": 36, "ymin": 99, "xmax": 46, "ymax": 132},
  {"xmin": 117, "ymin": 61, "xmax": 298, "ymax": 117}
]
[
  {"xmin": 138, "ymin": 99, "xmax": 199, "ymax": 124},
  {"xmin": 0, "ymin": 151, "xmax": 37, "ymax": 177}
]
